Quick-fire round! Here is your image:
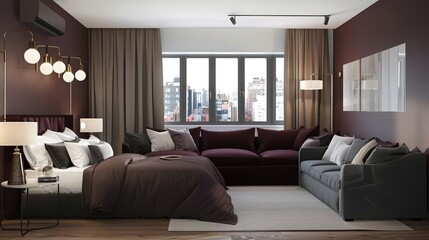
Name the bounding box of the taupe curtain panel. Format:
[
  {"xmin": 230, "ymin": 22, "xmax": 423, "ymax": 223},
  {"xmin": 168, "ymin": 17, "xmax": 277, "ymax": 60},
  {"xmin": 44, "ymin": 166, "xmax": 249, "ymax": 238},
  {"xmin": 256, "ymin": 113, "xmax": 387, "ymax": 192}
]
[
  {"xmin": 89, "ymin": 28, "xmax": 164, "ymax": 153},
  {"xmin": 285, "ymin": 29, "xmax": 330, "ymax": 130}
]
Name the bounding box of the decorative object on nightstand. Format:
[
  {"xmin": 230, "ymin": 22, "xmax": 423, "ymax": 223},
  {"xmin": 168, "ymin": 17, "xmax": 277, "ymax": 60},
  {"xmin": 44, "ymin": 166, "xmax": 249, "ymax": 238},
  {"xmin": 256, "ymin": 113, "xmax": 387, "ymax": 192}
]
[
  {"xmin": 80, "ymin": 118, "xmax": 103, "ymax": 136},
  {"xmin": 0, "ymin": 122, "xmax": 37, "ymax": 185}
]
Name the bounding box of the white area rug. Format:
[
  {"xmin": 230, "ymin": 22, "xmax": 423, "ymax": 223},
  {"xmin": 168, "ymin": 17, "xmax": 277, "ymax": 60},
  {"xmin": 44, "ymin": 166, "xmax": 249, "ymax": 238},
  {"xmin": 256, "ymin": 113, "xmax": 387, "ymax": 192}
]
[{"xmin": 168, "ymin": 186, "xmax": 411, "ymax": 231}]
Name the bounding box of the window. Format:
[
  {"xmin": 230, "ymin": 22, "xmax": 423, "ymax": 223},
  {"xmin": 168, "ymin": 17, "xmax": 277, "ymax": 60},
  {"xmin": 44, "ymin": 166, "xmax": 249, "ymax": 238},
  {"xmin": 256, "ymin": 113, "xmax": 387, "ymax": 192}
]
[{"xmin": 163, "ymin": 54, "xmax": 284, "ymax": 125}]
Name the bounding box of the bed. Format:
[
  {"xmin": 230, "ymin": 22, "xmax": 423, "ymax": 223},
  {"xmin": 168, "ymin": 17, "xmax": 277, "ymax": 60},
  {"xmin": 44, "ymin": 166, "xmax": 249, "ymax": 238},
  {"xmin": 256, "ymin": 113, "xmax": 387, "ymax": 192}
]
[{"xmin": 6, "ymin": 115, "xmax": 237, "ymax": 224}]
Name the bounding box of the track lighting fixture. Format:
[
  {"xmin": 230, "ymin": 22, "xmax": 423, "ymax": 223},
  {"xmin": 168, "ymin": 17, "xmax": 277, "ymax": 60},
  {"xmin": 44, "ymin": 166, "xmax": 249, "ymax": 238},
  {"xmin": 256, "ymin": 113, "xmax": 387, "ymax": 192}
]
[
  {"xmin": 324, "ymin": 16, "xmax": 330, "ymax": 25},
  {"xmin": 229, "ymin": 16, "xmax": 236, "ymax": 25},
  {"xmin": 227, "ymin": 14, "xmax": 332, "ymax": 26}
]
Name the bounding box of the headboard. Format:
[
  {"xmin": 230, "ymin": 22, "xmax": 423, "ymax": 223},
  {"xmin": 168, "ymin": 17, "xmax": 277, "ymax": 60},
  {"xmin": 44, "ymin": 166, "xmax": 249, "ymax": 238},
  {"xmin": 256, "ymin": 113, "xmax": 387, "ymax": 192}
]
[{"xmin": 6, "ymin": 115, "xmax": 74, "ymax": 135}]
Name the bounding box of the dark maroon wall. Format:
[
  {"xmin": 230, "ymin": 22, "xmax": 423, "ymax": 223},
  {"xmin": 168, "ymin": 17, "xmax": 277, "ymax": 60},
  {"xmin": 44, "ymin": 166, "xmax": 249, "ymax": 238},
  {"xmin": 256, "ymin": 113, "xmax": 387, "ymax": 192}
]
[
  {"xmin": 334, "ymin": 0, "xmax": 429, "ymax": 150},
  {"xmin": 0, "ymin": 0, "xmax": 88, "ymax": 126},
  {"xmin": 0, "ymin": 0, "xmax": 88, "ymax": 216}
]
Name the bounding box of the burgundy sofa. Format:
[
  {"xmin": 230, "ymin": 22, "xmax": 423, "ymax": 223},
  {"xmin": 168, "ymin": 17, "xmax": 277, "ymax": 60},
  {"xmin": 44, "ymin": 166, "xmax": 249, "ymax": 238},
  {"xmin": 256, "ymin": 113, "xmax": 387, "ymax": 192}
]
[{"xmin": 123, "ymin": 126, "xmax": 319, "ymax": 186}]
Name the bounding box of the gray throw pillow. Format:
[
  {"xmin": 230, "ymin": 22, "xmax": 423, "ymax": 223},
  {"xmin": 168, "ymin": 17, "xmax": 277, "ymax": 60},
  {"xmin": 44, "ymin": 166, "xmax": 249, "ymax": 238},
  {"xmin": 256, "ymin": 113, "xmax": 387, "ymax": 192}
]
[
  {"xmin": 168, "ymin": 128, "xmax": 199, "ymax": 153},
  {"xmin": 344, "ymin": 137, "xmax": 374, "ymax": 164},
  {"xmin": 365, "ymin": 143, "xmax": 409, "ymax": 164}
]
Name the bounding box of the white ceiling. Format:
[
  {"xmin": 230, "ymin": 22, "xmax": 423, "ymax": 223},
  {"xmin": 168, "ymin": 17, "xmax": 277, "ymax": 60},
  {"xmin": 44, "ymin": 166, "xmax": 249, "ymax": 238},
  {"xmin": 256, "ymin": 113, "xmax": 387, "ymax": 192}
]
[{"xmin": 53, "ymin": 0, "xmax": 378, "ymax": 29}]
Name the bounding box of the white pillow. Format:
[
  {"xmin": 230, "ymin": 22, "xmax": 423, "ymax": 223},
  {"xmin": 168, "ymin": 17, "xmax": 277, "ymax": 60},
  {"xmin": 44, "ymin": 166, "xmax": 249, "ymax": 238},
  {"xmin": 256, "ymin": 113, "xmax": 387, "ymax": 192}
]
[
  {"xmin": 45, "ymin": 129, "xmax": 75, "ymax": 142},
  {"xmin": 81, "ymin": 135, "xmax": 101, "ymax": 145},
  {"xmin": 65, "ymin": 140, "xmax": 91, "ymax": 168},
  {"xmin": 351, "ymin": 139, "xmax": 378, "ymax": 165},
  {"xmin": 23, "ymin": 134, "xmax": 63, "ymax": 169},
  {"xmin": 322, "ymin": 135, "xmax": 354, "ymax": 160},
  {"xmin": 329, "ymin": 141, "xmax": 351, "ymax": 165},
  {"xmin": 97, "ymin": 141, "xmax": 114, "ymax": 159},
  {"xmin": 146, "ymin": 129, "xmax": 175, "ymax": 152},
  {"xmin": 63, "ymin": 127, "xmax": 78, "ymax": 138},
  {"xmin": 42, "ymin": 130, "xmax": 64, "ymax": 143}
]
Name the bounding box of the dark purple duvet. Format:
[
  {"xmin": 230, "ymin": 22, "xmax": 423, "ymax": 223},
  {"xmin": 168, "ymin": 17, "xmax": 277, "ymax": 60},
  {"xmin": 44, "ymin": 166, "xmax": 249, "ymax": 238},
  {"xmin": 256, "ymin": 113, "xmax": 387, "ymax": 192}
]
[{"xmin": 82, "ymin": 154, "xmax": 237, "ymax": 224}]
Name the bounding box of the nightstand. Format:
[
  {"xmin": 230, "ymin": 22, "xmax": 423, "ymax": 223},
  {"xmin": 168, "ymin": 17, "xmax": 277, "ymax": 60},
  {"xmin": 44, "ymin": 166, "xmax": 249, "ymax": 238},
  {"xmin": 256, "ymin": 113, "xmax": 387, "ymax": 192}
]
[{"xmin": 1, "ymin": 180, "xmax": 59, "ymax": 236}]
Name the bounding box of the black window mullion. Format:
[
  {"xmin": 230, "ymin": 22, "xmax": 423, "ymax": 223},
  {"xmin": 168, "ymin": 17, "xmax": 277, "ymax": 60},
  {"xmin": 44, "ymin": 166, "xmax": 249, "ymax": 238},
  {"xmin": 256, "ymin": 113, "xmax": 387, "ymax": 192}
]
[
  {"xmin": 209, "ymin": 57, "xmax": 216, "ymax": 124},
  {"xmin": 238, "ymin": 57, "xmax": 245, "ymax": 124},
  {"xmin": 180, "ymin": 56, "xmax": 187, "ymax": 123},
  {"xmin": 267, "ymin": 56, "xmax": 274, "ymax": 124}
]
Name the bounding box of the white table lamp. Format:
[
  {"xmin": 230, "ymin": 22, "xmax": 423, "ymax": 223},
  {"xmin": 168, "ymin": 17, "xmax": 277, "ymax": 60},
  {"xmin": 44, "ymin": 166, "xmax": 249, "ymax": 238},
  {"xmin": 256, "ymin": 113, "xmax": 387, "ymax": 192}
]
[
  {"xmin": 0, "ymin": 122, "xmax": 37, "ymax": 185},
  {"xmin": 80, "ymin": 118, "xmax": 103, "ymax": 134}
]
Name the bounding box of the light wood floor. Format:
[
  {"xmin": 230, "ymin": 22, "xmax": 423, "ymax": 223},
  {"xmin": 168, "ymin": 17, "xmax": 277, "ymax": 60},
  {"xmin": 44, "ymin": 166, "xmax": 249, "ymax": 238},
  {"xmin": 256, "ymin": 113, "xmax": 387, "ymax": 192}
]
[{"xmin": 1, "ymin": 218, "xmax": 429, "ymax": 239}]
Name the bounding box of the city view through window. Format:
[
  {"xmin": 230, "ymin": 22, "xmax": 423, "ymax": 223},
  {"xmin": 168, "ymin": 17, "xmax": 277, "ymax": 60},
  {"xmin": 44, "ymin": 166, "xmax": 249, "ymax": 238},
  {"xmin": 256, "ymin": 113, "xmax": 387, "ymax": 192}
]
[{"xmin": 163, "ymin": 56, "xmax": 284, "ymax": 124}]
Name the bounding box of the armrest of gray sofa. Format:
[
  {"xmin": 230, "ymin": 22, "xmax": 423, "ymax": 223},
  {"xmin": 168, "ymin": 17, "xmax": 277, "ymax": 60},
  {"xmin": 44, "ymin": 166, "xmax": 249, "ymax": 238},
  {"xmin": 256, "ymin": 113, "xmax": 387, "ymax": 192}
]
[
  {"xmin": 299, "ymin": 146, "xmax": 328, "ymax": 162},
  {"xmin": 339, "ymin": 152, "xmax": 427, "ymax": 220}
]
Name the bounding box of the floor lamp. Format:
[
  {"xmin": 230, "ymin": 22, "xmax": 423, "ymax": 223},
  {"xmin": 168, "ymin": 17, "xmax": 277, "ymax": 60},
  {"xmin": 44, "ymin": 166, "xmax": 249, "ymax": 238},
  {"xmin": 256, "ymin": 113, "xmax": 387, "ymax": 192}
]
[
  {"xmin": 300, "ymin": 73, "xmax": 333, "ymax": 132},
  {"xmin": 1, "ymin": 31, "xmax": 40, "ymax": 185}
]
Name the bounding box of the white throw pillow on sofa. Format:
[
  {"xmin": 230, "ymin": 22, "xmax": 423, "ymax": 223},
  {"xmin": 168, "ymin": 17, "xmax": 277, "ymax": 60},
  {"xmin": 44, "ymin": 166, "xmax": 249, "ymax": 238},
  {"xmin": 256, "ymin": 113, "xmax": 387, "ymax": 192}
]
[
  {"xmin": 146, "ymin": 129, "xmax": 175, "ymax": 152},
  {"xmin": 329, "ymin": 141, "xmax": 351, "ymax": 165},
  {"xmin": 351, "ymin": 139, "xmax": 377, "ymax": 165},
  {"xmin": 322, "ymin": 135, "xmax": 353, "ymax": 160}
]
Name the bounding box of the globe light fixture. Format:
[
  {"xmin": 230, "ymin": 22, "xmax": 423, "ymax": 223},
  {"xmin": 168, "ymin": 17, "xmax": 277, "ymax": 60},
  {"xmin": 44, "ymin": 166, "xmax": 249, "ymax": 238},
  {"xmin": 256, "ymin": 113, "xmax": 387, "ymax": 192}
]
[
  {"xmin": 63, "ymin": 63, "xmax": 74, "ymax": 82},
  {"xmin": 39, "ymin": 54, "xmax": 53, "ymax": 75},
  {"xmin": 75, "ymin": 64, "xmax": 86, "ymax": 81},
  {"xmin": 53, "ymin": 53, "xmax": 66, "ymax": 74},
  {"xmin": 24, "ymin": 42, "xmax": 41, "ymax": 64}
]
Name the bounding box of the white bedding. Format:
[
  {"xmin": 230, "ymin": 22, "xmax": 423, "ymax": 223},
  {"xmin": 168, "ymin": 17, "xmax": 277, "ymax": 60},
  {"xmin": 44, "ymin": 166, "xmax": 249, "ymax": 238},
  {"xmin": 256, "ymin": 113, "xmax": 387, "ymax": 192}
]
[{"xmin": 25, "ymin": 166, "xmax": 89, "ymax": 194}]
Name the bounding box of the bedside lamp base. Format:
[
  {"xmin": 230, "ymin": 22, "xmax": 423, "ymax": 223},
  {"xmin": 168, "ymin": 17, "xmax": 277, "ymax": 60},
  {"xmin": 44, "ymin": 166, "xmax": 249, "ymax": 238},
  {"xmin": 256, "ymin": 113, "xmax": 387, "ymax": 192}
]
[{"xmin": 8, "ymin": 147, "xmax": 26, "ymax": 185}]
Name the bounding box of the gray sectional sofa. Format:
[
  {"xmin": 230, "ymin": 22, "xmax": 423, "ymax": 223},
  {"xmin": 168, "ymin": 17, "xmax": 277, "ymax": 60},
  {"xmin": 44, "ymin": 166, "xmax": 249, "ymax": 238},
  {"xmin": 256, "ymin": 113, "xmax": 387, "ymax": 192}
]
[{"xmin": 299, "ymin": 145, "xmax": 427, "ymax": 220}]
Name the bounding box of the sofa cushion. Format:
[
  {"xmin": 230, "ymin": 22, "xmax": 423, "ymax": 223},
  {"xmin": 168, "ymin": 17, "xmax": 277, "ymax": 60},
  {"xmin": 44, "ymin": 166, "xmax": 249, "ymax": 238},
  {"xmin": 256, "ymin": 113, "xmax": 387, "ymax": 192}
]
[
  {"xmin": 145, "ymin": 150, "xmax": 199, "ymax": 157},
  {"xmin": 201, "ymin": 128, "xmax": 255, "ymax": 151},
  {"xmin": 256, "ymin": 128, "xmax": 300, "ymax": 154},
  {"xmin": 146, "ymin": 129, "xmax": 175, "ymax": 152},
  {"xmin": 300, "ymin": 160, "xmax": 337, "ymax": 174},
  {"xmin": 321, "ymin": 135, "xmax": 353, "ymax": 160},
  {"xmin": 307, "ymin": 165, "xmax": 341, "ymax": 188},
  {"xmin": 260, "ymin": 150, "xmax": 298, "ymax": 166},
  {"xmin": 365, "ymin": 143, "xmax": 409, "ymax": 164},
  {"xmin": 124, "ymin": 132, "xmax": 152, "ymax": 155},
  {"xmin": 201, "ymin": 148, "xmax": 262, "ymax": 167},
  {"xmin": 344, "ymin": 137, "xmax": 374, "ymax": 164},
  {"xmin": 168, "ymin": 128, "xmax": 199, "ymax": 153},
  {"xmin": 320, "ymin": 171, "xmax": 341, "ymax": 190},
  {"xmin": 293, "ymin": 125, "xmax": 319, "ymax": 150},
  {"xmin": 329, "ymin": 141, "xmax": 351, "ymax": 166},
  {"xmin": 351, "ymin": 139, "xmax": 378, "ymax": 165}
]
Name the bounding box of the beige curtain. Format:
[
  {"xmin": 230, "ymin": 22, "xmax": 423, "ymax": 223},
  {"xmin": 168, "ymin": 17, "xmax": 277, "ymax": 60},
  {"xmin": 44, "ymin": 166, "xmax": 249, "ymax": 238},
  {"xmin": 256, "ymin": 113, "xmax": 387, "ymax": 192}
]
[
  {"xmin": 285, "ymin": 29, "xmax": 330, "ymax": 130},
  {"xmin": 89, "ymin": 29, "xmax": 164, "ymax": 153}
]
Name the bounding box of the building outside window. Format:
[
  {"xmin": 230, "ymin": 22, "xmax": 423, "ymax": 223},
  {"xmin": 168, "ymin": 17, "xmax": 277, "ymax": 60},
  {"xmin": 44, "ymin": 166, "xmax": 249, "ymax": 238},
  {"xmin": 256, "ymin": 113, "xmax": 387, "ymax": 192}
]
[{"xmin": 163, "ymin": 54, "xmax": 284, "ymax": 125}]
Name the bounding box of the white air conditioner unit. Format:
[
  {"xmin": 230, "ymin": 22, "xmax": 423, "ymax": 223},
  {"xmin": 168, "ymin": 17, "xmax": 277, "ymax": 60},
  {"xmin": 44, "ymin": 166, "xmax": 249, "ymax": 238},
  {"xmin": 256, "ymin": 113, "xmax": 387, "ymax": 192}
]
[{"xmin": 20, "ymin": 0, "xmax": 65, "ymax": 36}]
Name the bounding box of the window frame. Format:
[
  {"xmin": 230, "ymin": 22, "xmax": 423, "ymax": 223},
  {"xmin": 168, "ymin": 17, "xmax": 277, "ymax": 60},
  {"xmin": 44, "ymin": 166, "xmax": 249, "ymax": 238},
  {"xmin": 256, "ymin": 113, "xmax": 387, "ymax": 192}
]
[{"xmin": 163, "ymin": 54, "xmax": 284, "ymax": 126}]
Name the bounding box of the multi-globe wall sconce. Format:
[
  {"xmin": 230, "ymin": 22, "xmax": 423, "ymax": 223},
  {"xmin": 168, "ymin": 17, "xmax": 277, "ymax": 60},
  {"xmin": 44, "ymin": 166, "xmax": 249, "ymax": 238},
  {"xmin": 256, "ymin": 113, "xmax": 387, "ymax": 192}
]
[{"xmin": 34, "ymin": 44, "xmax": 86, "ymax": 82}]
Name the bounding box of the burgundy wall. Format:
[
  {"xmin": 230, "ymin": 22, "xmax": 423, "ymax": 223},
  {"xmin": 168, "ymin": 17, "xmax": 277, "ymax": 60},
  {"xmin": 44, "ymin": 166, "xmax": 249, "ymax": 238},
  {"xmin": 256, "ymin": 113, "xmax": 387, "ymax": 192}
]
[
  {"xmin": 0, "ymin": 0, "xmax": 88, "ymax": 216},
  {"xmin": 334, "ymin": 0, "xmax": 429, "ymax": 150}
]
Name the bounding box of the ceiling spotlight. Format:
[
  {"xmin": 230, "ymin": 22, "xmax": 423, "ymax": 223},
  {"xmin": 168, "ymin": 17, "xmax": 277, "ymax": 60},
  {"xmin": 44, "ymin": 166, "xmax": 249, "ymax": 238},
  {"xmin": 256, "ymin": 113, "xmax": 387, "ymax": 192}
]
[
  {"xmin": 229, "ymin": 16, "xmax": 236, "ymax": 25},
  {"xmin": 324, "ymin": 15, "xmax": 330, "ymax": 25}
]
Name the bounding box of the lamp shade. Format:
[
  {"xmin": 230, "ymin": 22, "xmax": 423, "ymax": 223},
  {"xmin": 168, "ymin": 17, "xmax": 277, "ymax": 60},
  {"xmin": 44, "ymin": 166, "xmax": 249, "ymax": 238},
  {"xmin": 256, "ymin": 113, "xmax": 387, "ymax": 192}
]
[
  {"xmin": 300, "ymin": 80, "xmax": 323, "ymax": 90},
  {"xmin": 80, "ymin": 118, "xmax": 103, "ymax": 133},
  {"xmin": 0, "ymin": 122, "xmax": 37, "ymax": 146}
]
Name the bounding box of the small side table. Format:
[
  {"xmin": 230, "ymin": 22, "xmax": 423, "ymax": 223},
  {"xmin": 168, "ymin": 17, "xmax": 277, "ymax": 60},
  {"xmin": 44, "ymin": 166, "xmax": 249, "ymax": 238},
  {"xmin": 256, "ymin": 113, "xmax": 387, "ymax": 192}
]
[{"xmin": 1, "ymin": 180, "xmax": 60, "ymax": 236}]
